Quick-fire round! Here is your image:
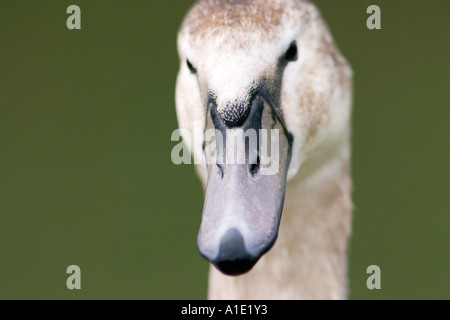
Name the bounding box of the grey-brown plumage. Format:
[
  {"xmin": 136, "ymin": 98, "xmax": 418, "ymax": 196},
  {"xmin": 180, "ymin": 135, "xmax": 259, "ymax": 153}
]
[{"xmin": 176, "ymin": 0, "xmax": 353, "ymax": 299}]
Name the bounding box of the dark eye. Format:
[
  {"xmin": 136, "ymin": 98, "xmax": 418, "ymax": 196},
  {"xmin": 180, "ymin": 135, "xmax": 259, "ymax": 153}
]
[
  {"xmin": 284, "ymin": 41, "xmax": 298, "ymax": 62},
  {"xmin": 186, "ymin": 59, "xmax": 197, "ymax": 74}
]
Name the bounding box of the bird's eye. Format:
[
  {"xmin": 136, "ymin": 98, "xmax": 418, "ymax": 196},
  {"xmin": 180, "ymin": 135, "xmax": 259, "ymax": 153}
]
[
  {"xmin": 284, "ymin": 41, "xmax": 298, "ymax": 62},
  {"xmin": 186, "ymin": 59, "xmax": 197, "ymax": 74}
]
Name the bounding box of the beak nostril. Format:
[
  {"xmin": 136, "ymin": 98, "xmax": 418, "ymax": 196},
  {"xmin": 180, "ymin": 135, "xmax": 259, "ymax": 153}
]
[
  {"xmin": 216, "ymin": 163, "xmax": 224, "ymax": 177},
  {"xmin": 250, "ymin": 156, "xmax": 260, "ymax": 175}
]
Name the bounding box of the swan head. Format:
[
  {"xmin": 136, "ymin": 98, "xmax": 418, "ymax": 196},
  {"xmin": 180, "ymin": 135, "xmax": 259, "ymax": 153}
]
[{"xmin": 176, "ymin": 0, "xmax": 352, "ymax": 275}]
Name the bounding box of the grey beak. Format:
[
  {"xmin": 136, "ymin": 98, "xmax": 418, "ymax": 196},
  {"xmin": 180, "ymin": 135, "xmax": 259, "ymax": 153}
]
[{"xmin": 197, "ymin": 95, "xmax": 292, "ymax": 275}]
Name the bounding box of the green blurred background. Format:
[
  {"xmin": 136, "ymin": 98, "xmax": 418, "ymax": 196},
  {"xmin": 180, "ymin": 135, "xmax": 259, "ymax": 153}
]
[{"xmin": 0, "ymin": 0, "xmax": 448, "ymax": 299}]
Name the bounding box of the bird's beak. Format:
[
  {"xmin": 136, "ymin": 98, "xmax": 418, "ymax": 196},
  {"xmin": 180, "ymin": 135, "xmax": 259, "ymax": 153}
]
[{"xmin": 198, "ymin": 95, "xmax": 293, "ymax": 275}]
